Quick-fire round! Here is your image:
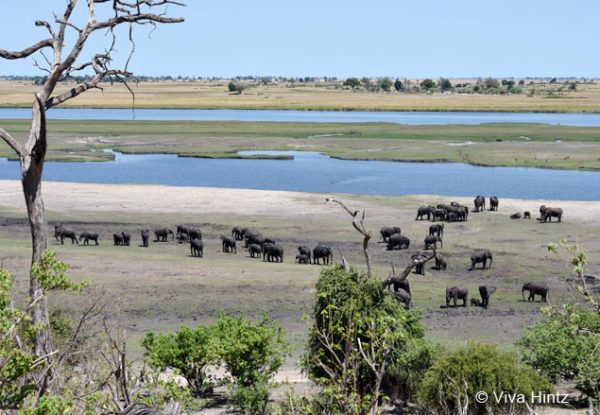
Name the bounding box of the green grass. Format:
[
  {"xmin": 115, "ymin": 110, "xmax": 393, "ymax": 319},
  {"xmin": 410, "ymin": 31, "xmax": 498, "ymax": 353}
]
[{"xmin": 1, "ymin": 119, "xmax": 600, "ymax": 170}]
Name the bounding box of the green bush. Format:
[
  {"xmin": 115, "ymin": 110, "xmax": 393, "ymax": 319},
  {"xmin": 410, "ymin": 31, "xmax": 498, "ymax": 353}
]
[
  {"xmin": 304, "ymin": 266, "xmax": 435, "ymax": 415},
  {"xmin": 142, "ymin": 325, "xmax": 219, "ymax": 396},
  {"xmin": 418, "ymin": 342, "xmax": 553, "ymax": 415},
  {"xmin": 142, "ymin": 314, "xmax": 288, "ymax": 414},
  {"xmin": 517, "ymin": 306, "xmax": 600, "ymax": 400}
]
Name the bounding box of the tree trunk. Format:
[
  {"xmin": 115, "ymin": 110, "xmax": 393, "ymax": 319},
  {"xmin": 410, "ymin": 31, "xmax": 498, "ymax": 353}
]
[{"xmin": 21, "ymin": 100, "xmax": 53, "ymax": 361}]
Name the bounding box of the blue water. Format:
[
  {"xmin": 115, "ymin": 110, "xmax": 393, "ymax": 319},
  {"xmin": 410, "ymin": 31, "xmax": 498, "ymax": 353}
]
[
  {"xmin": 0, "ymin": 150, "xmax": 598, "ymax": 200},
  {"xmin": 2, "ymin": 108, "xmax": 600, "ymax": 126}
]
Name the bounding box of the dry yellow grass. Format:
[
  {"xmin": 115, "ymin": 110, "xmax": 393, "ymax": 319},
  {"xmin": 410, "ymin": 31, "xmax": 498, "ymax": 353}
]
[{"xmin": 2, "ymin": 79, "xmax": 600, "ymax": 112}]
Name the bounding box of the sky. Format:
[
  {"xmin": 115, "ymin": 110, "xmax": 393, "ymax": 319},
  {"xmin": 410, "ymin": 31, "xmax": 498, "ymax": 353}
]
[{"xmin": 0, "ymin": 0, "xmax": 599, "ymax": 78}]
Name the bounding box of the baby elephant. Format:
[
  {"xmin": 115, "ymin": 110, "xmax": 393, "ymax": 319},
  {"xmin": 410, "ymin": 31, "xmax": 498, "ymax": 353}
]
[
  {"xmin": 248, "ymin": 244, "xmax": 262, "ymax": 258},
  {"xmin": 79, "ymin": 232, "xmax": 99, "ymax": 246},
  {"xmin": 434, "ymin": 254, "xmax": 448, "ymax": 270},
  {"xmin": 296, "ymin": 254, "xmax": 310, "ymax": 264},
  {"xmin": 393, "ymin": 290, "xmax": 411, "ymax": 310},
  {"xmin": 424, "ymin": 235, "xmax": 442, "ymax": 250}
]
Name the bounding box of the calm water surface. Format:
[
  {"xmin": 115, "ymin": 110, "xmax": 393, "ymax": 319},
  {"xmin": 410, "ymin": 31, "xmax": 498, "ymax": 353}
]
[
  {"xmin": 0, "ymin": 150, "xmax": 597, "ymax": 200},
  {"xmin": 2, "ymin": 108, "xmax": 600, "ymax": 126}
]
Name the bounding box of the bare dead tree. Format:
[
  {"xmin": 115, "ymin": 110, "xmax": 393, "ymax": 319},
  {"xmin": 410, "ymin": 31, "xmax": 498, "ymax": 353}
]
[
  {"xmin": 326, "ymin": 198, "xmax": 373, "ymax": 277},
  {"xmin": 0, "ymin": 0, "xmax": 184, "ymax": 369}
]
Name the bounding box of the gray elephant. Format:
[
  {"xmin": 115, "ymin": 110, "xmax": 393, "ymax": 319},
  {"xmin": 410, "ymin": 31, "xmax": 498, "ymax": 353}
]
[
  {"xmin": 221, "ymin": 236, "xmax": 237, "ymax": 253},
  {"xmin": 434, "ymin": 254, "xmax": 448, "ymax": 270},
  {"xmin": 424, "ymin": 235, "xmax": 442, "ymax": 250},
  {"xmin": 470, "ymin": 249, "xmax": 493, "ymax": 270},
  {"xmin": 190, "ymin": 238, "xmax": 204, "ymax": 258},
  {"xmin": 54, "ymin": 225, "xmax": 79, "ymax": 245},
  {"xmin": 524, "ymin": 211, "xmax": 531, "ymax": 219},
  {"xmin": 474, "ymin": 195, "xmax": 486, "ymax": 212},
  {"xmin": 313, "ymin": 244, "xmax": 333, "ymax": 265},
  {"xmin": 432, "ymin": 209, "xmax": 447, "ymax": 222},
  {"xmin": 263, "ymin": 243, "xmax": 284, "ymax": 262},
  {"xmin": 478, "ymin": 285, "xmax": 497, "ymax": 308},
  {"xmin": 415, "ymin": 205, "xmax": 434, "ymax": 221},
  {"xmin": 248, "ymin": 244, "xmax": 262, "ymax": 258},
  {"xmin": 79, "ymin": 231, "xmax": 99, "ymax": 246},
  {"xmin": 411, "ymin": 254, "xmax": 428, "ymax": 275},
  {"xmin": 154, "ymin": 228, "xmax": 174, "ymax": 242},
  {"xmin": 393, "ymin": 290, "xmax": 411, "ymax": 310},
  {"xmin": 113, "ymin": 233, "xmax": 125, "ymax": 246},
  {"xmin": 244, "ymin": 230, "xmax": 265, "ymax": 248},
  {"xmin": 176, "ymin": 225, "xmax": 191, "ymax": 243},
  {"xmin": 297, "ymin": 245, "xmax": 312, "ymax": 263},
  {"xmin": 383, "ymin": 276, "xmax": 410, "ymax": 294},
  {"xmin": 380, "ymin": 226, "xmax": 401, "ymax": 242},
  {"xmin": 522, "ymin": 282, "xmax": 549, "ymax": 302},
  {"xmin": 122, "ymin": 232, "xmax": 131, "ymax": 246},
  {"xmin": 296, "ymin": 254, "xmax": 310, "ymax": 264},
  {"xmin": 429, "ymin": 223, "xmax": 444, "ymax": 238},
  {"xmin": 232, "ymin": 226, "xmax": 248, "ymax": 241},
  {"xmin": 141, "ymin": 229, "xmax": 150, "ymax": 248},
  {"xmin": 510, "ymin": 212, "xmax": 522, "ymax": 220},
  {"xmin": 489, "ymin": 196, "xmax": 499, "ymax": 211},
  {"xmin": 446, "ymin": 286, "xmax": 468, "ymax": 307},
  {"xmin": 541, "ymin": 206, "xmax": 563, "ymax": 223},
  {"xmin": 386, "ymin": 234, "xmax": 410, "ymax": 250}
]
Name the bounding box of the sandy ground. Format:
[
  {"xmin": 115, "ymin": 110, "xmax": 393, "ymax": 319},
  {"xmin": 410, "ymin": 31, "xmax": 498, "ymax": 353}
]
[{"xmin": 0, "ymin": 180, "xmax": 599, "ymax": 223}]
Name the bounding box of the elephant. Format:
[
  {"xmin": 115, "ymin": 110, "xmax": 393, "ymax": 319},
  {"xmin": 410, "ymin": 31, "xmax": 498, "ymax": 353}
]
[
  {"xmin": 474, "ymin": 195, "xmax": 486, "ymax": 212},
  {"xmin": 522, "ymin": 282, "xmax": 549, "ymax": 302},
  {"xmin": 383, "ymin": 276, "xmax": 410, "ymax": 294},
  {"xmin": 297, "ymin": 245, "xmax": 312, "ymax": 263},
  {"xmin": 524, "ymin": 211, "xmax": 531, "ymax": 219},
  {"xmin": 393, "ymin": 290, "xmax": 411, "ymax": 310},
  {"xmin": 542, "ymin": 207, "xmax": 563, "ymax": 223},
  {"xmin": 434, "ymin": 254, "xmax": 448, "ymax": 270},
  {"xmin": 489, "ymin": 196, "xmax": 499, "ymax": 211},
  {"xmin": 221, "ymin": 236, "xmax": 237, "ymax": 253},
  {"xmin": 154, "ymin": 228, "xmax": 174, "ymax": 242},
  {"xmin": 113, "ymin": 233, "xmax": 125, "ymax": 246},
  {"xmin": 446, "ymin": 286, "xmax": 468, "ymax": 307},
  {"xmin": 471, "ymin": 298, "xmax": 482, "ymax": 307},
  {"xmin": 264, "ymin": 237, "xmax": 276, "ymax": 245},
  {"xmin": 244, "ymin": 230, "xmax": 265, "ymax": 248},
  {"xmin": 248, "ymin": 244, "xmax": 262, "ymax": 258},
  {"xmin": 447, "ymin": 212, "xmax": 458, "ymax": 222},
  {"xmin": 54, "ymin": 225, "xmax": 78, "ymax": 245},
  {"xmin": 141, "ymin": 230, "xmax": 150, "ymax": 248},
  {"xmin": 190, "ymin": 238, "xmax": 204, "ymax": 258},
  {"xmin": 79, "ymin": 232, "xmax": 99, "ymax": 246},
  {"xmin": 424, "ymin": 235, "xmax": 442, "ymax": 250},
  {"xmin": 296, "ymin": 254, "xmax": 310, "ymax": 264},
  {"xmin": 232, "ymin": 226, "xmax": 248, "ymax": 241},
  {"xmin": 380, "ymin": 226, "xmax": 401, "ymax": 242},
  {"xmin": 432, "ymin": 209, "xmax": 447, "ymax": 222},
  {"xmin": 470, "ymin": 249, "xmax": 493, "ymax": 270},
  {"xmin": 429, "ymin": 223, "xmax": 444, "ymax": 238},
  {"xmin": 510, "ymin": 212, "xmax": 522, "ymax": 219},
  {"xmin": 122, "ymin": 232, "xmax": 131, "ymax": 246},
  {"xmin": 176, "ymin": 225, "xmax": 191, "ymax": 243},
  {"xmin": 386, "ymin": 234, "xmax": 410, "ymax": 250},
  {"xmin": 478, "ymin": 285, "xmax": 497, "ymax": 308},
  {"xmin": 263, "ymin": 243, "xmax": 284, "ymax": 262},
  {"xmin": 313, "ymin": 244, "xmax": 333, "ymax": 265},
  {"xmin": 188, "ymin": 229, "xmax": 202, "ymax": 241},
  {"xmin": 415, "ymin": 205, "xmax": 434, "ymax": 221}
]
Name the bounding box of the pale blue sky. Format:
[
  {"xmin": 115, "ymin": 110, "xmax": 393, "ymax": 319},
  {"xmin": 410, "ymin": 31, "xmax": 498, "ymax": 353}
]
[{"xmin": 1, "ymin": 1, "xmax": 599, "ymax": 78}]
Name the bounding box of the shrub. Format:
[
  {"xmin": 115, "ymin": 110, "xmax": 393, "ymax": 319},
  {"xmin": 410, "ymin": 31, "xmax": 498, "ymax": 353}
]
[
  {"xmin": 420, "ymin": 78, "xmax": 435, "ymax": 91},
  {"xmin": 304, "ymin": 266, "xmax": 435, "ymax": 415},
  {"xmin": 343, "ymin": 77, "xmax": 361, "ymax": 89},
  {"xmin": 379, "ymin": 77, "xmax": 393, "ymax": 92},
  {"xmin": 418, "ymin": 342, "xmax": 552, "ymax": 415},
  {"xmin": 438, "ymin": 78, "xmax": 452, "ymax": 92},
  {"xmin": 517, "ymin": 307, "xmax": 600, "ymax": 400},
  {"xmin": 142, "ymin": 325, "xmax": 218, "ymax": 396}
]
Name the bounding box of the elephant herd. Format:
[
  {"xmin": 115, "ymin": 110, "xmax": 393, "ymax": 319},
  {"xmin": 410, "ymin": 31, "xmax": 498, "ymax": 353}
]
[
  {"xmin": 379, "ymin": 195, "xmax": 553, "ymax": 310},
  {"xmin": 53, "ymin": 223, "xmax": 335, "ymax": 267}
]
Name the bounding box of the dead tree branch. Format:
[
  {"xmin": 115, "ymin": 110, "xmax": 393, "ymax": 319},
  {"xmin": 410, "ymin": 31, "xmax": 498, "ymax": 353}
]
[{"xmin": 326, "ymin": 198, "xmax": 373, "ymax": 277}]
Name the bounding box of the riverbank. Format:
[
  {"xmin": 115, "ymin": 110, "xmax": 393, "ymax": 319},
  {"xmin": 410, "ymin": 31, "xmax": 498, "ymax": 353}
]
[
  {"xmin": 1, "ymin": 119, "xmax": 600, "ymax": 170},
  {"xmin": 3, "ymin": 79, "xmax": 600, "ymax": 113}
]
